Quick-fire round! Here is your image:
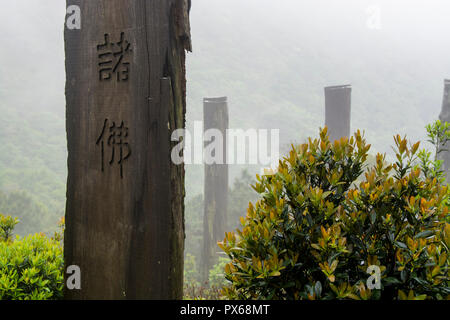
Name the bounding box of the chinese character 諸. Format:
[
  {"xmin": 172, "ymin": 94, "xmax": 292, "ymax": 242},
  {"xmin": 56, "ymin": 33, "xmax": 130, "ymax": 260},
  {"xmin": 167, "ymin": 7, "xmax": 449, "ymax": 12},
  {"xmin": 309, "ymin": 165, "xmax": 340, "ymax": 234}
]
[
  {"xmin": 96, "ymin": 119, "xmax": 131, "ymax": 178},
  {"xmin": 97, "ymin": 32, "xmax": 132, "ymax": 82}
]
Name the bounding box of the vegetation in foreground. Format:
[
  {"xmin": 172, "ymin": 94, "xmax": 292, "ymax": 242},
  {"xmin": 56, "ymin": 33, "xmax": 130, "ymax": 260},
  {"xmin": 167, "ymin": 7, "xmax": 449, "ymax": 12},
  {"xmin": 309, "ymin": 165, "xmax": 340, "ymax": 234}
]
[
  {"xmin": 0, "ymin": 215, "xmax": 64, "ymax": 300},
  {"xmin": 0, "ymin": 122, "xmax": 449, "ymax": 300},
  {"xmin": 220, "ymin": 126, "xmax": 449, "ymax": 300}
]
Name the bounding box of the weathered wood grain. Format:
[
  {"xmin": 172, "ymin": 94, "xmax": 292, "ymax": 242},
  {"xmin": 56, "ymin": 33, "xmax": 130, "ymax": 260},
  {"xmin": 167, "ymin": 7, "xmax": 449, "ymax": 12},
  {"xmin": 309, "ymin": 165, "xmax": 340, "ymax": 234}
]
[{"xmin": 64, "ymin": 0, "xmax": 190, "ymax": 299}]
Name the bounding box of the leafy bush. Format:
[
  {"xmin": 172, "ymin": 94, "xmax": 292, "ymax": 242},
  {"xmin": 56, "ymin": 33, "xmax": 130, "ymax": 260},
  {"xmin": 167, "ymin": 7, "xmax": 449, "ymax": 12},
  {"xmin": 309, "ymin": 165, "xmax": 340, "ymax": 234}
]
[
  {"xmin": 183, "ymin": 253, "xmax": 227, "ymax": 300},
  {"xmin": 426, "ymin": 120, "xmax": 450, "ymax": 159},
  {"xmin": 417, "ymin": 120, "xmax": 450, "ymax": 184},
  {"xmin": 183, "ymin": 281, "xmax": 224, "ymax": 300},
  {"xmin": 184, "ymin": 253, "xmax": 199, "ymax": 285},
  {"xmin": 184, "ymin": 170, "xmax": 258, "ymax": 285},
  {"xmin": 220, "ymin": 128, "xmax": 450, "ymax": 300},
  {"xmin": 0, "ymin": 214, "xmax": 64, "ymax": 300},
  {"xmin": 0, "ymin": 214, "xmax": 19, "ymax": 242},
  {"xmin": 209, "ymin": 257, "xmax": 230, "ymax": 288}
]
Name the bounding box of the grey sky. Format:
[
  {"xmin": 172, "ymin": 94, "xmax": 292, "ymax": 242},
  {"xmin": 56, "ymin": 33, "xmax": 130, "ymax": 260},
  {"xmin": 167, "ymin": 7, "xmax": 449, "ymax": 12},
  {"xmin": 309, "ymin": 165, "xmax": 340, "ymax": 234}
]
[{"xmin": 1, "ymin": 0, "xmax": 449, "ymax": 155}]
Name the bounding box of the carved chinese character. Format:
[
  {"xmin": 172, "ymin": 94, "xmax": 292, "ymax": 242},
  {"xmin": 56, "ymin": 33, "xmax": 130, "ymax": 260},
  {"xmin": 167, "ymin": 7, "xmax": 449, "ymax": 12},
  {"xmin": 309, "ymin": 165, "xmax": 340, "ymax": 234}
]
[
  {"xmin": 96, "ymin": 119, "xmax": 131, "ymax": 178},
  {"xmin": 97, "ymin": 32, "xmax": 132, "ymax": 82}
]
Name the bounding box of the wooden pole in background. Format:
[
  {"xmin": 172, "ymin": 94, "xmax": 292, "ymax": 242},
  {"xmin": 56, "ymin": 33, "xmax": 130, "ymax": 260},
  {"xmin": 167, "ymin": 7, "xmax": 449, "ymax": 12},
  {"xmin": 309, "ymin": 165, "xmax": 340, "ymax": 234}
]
[
  {"xmin": 64, "ymin": 0, "xmax": 191, "ymax": 299},
  {"xmin": 324, "ymin": 84, "xmax": 352, "ymax": 141},
  {"xmin": 201, "ymin": 97, "xmax": 229, "ymax": 282},
  {"xmin": 438, "ymin": 79, "xmax": 450, "ymax": 182}
]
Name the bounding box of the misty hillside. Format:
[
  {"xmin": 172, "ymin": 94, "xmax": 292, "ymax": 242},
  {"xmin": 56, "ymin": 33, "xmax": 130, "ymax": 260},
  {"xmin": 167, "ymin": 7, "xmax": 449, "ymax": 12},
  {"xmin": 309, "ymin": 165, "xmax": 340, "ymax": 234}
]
[
  {"xmin": 187, "ymin": 0, "xmax": 450, "ymax": 149},
  {"xmin": 1, "ymin": 0, "xmax": 450, "ymax": 234}
]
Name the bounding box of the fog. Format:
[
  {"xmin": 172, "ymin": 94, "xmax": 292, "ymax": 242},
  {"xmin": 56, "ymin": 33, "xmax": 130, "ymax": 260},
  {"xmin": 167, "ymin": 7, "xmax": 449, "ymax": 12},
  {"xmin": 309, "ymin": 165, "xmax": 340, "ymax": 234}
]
[
  {"xmin": 1, "ymin": 0, "xmax": 449, "ymax": 145},
  {"xmin": 1, "ymin": 0, "xmax": 449, "ymax": 232}
]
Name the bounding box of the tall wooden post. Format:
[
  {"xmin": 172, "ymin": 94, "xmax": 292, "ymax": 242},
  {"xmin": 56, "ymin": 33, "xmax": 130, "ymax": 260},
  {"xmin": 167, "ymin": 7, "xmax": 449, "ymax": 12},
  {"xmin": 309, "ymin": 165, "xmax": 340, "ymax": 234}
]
[
  {"xmin": 201, "ymin": 97, "xmax": 229, "ymax": 282},
  {"xmin": 438, "ymin": 79, "xmax": 450, "ymax": 182},
  {"xmin": 64, "ymin": 0, "xmax": 191, "ymax": 299},
  {"xmin": 324, "ymin": 85, "xmax": 352, "ymax": 141}
]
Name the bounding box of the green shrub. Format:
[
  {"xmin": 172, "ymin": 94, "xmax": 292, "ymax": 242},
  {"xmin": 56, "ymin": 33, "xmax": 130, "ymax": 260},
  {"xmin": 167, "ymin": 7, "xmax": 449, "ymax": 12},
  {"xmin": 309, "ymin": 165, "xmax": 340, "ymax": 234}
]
[
  {"xmin": 426, "ymin": 120, "xmax": 450, "ymax": 161},
  {"xmin": 0, "ymin": 214, "xmax": 19, "ymax": 242},
  {"xmin": 209, "ymin": 257, "xmax": 230, "ymax": 288},
  {"xmin": 184, "ymin": 253, "xmax": 199, "ymax": 285},
  {"xmin": 220, "ymin": 128, "xmax": 450, "ymax": 300},
  {"xmin": 0, "ymin": 215, "xmax": 64, "ymax": 300},
  {"xmin": 183, "ymin": 254, "xmax": 227, "ymax": 300}
]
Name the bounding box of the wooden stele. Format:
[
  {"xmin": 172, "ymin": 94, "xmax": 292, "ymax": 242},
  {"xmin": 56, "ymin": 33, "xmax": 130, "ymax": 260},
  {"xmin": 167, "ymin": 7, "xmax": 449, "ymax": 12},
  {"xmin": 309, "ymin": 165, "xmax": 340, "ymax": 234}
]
[
  {"xmin": 64, "ymin": 0, "xmax": 191, "ymax": 299},
  {"xmin": 324, "ymin": 85, "xmax": 352, "ymax": 142},
  {"xmin": 438, "ymin": 79, "xmax": 450, "ymax": 182},
  {"xmin": 201, "ymin": 97, "xmax": 229, "ymax": 281}
]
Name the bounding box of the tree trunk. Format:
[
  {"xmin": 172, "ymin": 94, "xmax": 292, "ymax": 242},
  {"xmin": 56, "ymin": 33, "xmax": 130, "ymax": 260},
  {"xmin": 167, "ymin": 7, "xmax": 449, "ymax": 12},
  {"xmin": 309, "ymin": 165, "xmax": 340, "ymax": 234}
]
[
  {"xmin": 201, "ymin": 97, "xmax": 229, "ymax": 282},
  {"xmin": 438, "ymin": 79, "xmax": 450, "ymax": 183},
  {"xmin": 324, "ymin": 85, "xmax": 352, "ymax": 141},
  {"xmin": 64, "ymin": 0, "xmax": 191, "ymax": 299}
]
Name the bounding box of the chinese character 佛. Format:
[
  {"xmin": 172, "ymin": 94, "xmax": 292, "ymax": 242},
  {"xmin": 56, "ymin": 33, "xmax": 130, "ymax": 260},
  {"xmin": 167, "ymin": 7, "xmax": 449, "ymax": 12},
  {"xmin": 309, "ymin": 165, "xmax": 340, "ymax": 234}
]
[
  {"xmin": 97, "ymin": 32, "xmax": 132, "ymax": 82},
  {"xmin": 96, "ymin": 119, "xmax": 131, "ymax": 179}
]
